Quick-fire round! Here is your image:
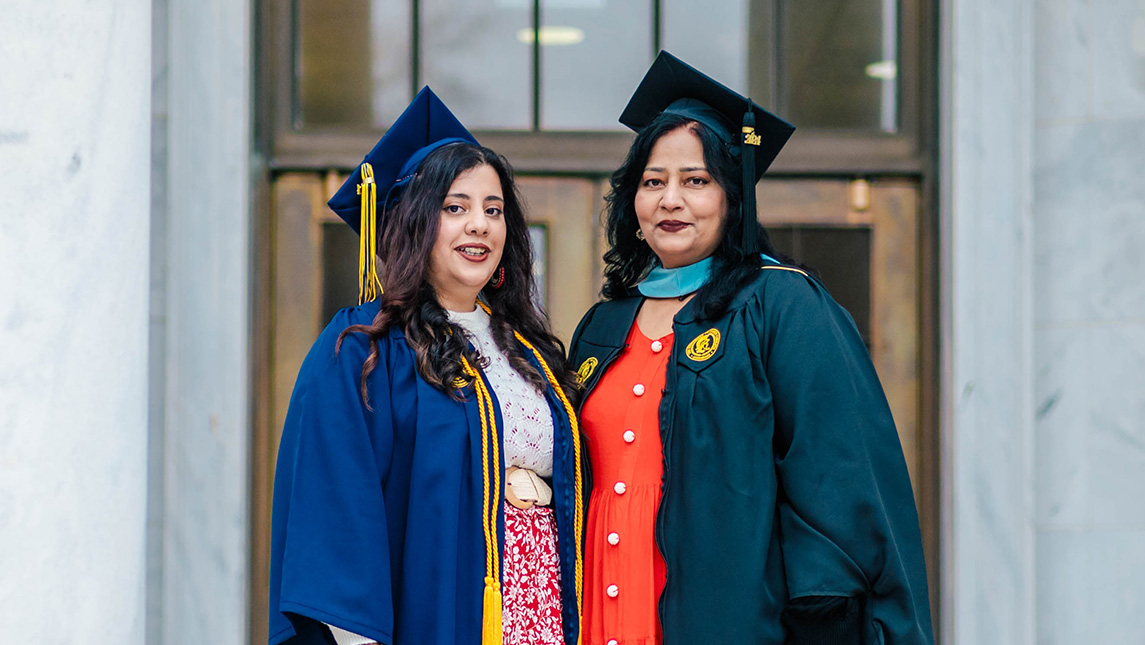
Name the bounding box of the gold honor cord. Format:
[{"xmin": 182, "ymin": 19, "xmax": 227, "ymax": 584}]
[
  {"xmin": 461, "ymin": 356, "xmax": 503, "ymax": 645},
  {"xmin": 512, "ymin": 331, "xmax": 585, "ymax": 645},
  {"xmin": 760, "ymin": 265, "xmax": 810, "ymax": 277},
  {"xmin": 356, "ymin": 163, "xmax": 383, "ymax": 304},
  {"xmin": 469, "ymin": 301, "xmax": 585, "ymax": 645}
]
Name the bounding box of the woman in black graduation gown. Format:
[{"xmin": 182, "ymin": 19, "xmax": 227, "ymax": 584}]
[
  {"xmin": 569, "ymin": 52, "xmax": 933, "ymax": 645},
  {"xmin": 268, "ymin": 89, "xmax": 584, "ymax": 645}
]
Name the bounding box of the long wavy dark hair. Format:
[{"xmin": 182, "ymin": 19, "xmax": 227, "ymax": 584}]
[
  {"xmin": 338, "ymin": 142, "xmax": 577, "ymax": 405},
  {"xmin": 602, "ymin": 113, "xmax": 790, "ymax": 321}
]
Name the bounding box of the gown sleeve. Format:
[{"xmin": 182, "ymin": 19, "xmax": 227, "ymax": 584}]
[
  {"xmin": 759, "ymin": 274, "xmax": 933, "ymax": 645},
  {"xmin": 268, "ymin": 310, "xmax": 396, "ymax": 645}
]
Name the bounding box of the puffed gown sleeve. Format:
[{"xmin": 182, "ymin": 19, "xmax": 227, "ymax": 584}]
[
  {"xmin": 268, "ymin": 308, "xmax": 396, "ymax": 645},
  {"xmin": 760, "ymin": 274, "xmax": 933, "ymax": 645}
]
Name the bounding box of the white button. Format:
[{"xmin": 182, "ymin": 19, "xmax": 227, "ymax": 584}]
[
  {"xmin": 607, "ymin": 532, "xmax": 620, "ymax": 545},
  {"xmin": 614, "ymin": 481, "xmax": 627, "ymax": 495},
  {"xmin": 623, "ymin": 430, "xmax": 636, "ymax": 443},
  {"xmin": 651, "ymin": 340, "xmax": 663, "ymax": 353},
  {"xmin": 606, "ymin": 584, "xmax": 620, "ymax": 598},
  {"xmin": 633, "ymin": 383, "xmax": 645, "ymax": 396},
  {"xmin": 608, "ymin": 640, "xmax": 619, "ymax": 645}
]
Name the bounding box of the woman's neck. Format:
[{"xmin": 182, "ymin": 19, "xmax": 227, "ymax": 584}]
[
  {"xmin": 635, "ymin": 292, "xmax": 693, "ymax": 339},
  {"xmin": 435, "ymin": 288, "xmax": 480, "ymax": 313}
]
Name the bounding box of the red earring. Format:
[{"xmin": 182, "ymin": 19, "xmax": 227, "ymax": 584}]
[{"xmin": 490, "ymin": 266, "xmax": 506, "ymax": 289}]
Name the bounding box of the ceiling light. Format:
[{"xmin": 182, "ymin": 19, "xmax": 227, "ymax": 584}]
[
  {"xmin": 516, "ymin": 26, "xmax": 586, "ymax": 46},
  {"xmin": 865, "ymin": 60, "xmax": 897, "ymax": 80}
]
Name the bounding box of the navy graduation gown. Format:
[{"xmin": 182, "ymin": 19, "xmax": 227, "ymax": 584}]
[{"xmin": 269, "ymin": 302, "xmax": 582, "ymax": 645}]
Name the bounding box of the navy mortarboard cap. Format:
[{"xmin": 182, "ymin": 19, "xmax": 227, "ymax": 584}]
[
  {"xmin": 619, "ymin": 51, "xmax": 794, "ymax": 254},
  {"xmin": 327, "ymin": 86, "xmax": 478, "ymax": 303},
  {"xmin": 329, "ymin": 86, "xmax": 478, "ymax": 232}
]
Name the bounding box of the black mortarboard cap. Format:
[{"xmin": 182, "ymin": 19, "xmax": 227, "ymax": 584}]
[
  {"xmin": 328, "ymin": 86, "xmax": 479, "ymax": 234},
  {"xmin": 620, "ymin": 51, "xmax": 794, "ymax": 180},
  {"xmin": 327, "ymin": 87, "xmax": 478, "ymax": 304},
  {"xmin": 619, "ymin": 52, "xmax": 794, "ymax": 254}
]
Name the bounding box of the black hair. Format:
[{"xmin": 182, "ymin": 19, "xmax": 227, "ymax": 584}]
[
  {"xmin": 339, "ymin": 142, "xmax": 577, "ymax": 404},
  {"xmin": 602, "ymin": 112, "xmax": 789, "ymax": 320}
]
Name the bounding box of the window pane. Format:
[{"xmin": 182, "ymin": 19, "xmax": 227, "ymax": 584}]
[
  {"xmin": 781, "ymin": 0, "xmax": 898, "ymax": 131},
  {"xmin": 662, "ymin": 0, "xmax": 750, "ymax": 99},
  {"xmin": 540, "ymin": 0, "xmax": 653, "ymax": 131},
  {"xmin": 297, "ymin": 0, "xmax": 412, "ymax": 128},
  {"xmin": 422, "ymin": 0, "xmax": 531, "ymax": 130},
  {"xmin": 529, "ymin": 224, "xmax": 548, "ymax": 309}
]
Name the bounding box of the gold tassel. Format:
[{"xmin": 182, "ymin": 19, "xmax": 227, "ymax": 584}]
[
  {"xmin": 482, "ymin": 576, "xmax": 503, "ymax": 645},
  {"xmin": 357, "ymin": 163, "xmax": 382, "ymax": 304}
]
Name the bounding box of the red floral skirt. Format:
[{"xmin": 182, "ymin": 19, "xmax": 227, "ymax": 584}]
[{"xmin": 502, "ymin": 504, "xmax": 564, "ymax": 645}]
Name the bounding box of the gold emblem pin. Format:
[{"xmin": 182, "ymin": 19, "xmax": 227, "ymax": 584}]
[
  {"xmin": 742, "ymin": 126, "xmax": 761, "ymax": 146},
  {"xmin": 577, "ymin": 357, "xmax": 599, "ymax": 383},
  {"xmin": 685, "ymin": 328, "xmax": 721, "ymax": 361}
]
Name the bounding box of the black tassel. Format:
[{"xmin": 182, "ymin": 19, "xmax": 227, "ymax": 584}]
[{"xmin": 741, "ymin": 101, "xmax": 761, "ymax": 256}]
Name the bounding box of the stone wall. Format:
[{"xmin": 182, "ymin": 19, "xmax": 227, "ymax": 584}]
[{"xmin": 1033, "ymin": 1, "xmax": 1145, "ymax": 642}]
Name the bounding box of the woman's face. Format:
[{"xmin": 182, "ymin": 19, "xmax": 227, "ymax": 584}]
[
  {"xmin": 427, "ymin": 163, "xmax": 507, "ymax": 311},
  {"xmin": 634, "ymin": 125, "xmax": 728, "ymax": 269}
]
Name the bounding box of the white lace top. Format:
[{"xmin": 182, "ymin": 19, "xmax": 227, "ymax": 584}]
[{"xmin": 447, "ymin": 306, "xmax": 555, "ymax": 477}]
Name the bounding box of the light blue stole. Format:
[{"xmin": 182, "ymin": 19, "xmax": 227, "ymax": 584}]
[{"xmin": 636, "ymin": 254, "xmax": 779, "ymax": 298}]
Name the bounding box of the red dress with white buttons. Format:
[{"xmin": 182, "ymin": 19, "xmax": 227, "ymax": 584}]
[{"xmin": 580, "ymin": 323, "xmax": 672, "ymax": 645}]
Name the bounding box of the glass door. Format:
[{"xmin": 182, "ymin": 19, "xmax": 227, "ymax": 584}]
[{"xmin": 252, "ymin": 0, "xmax": 939, "ymax": 640}]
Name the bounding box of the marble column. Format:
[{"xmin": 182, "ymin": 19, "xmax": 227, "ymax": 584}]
[
  {"xmin": 0, "ymin": 1, "xmax": 151, "ymax": 641},
  {"xmin": 941, "ymin": 0, "xmax": 1037, "ymax": 644},
  {"xmin": 158, "ymin": 0, "xmax": 253, "ymax": 643}
]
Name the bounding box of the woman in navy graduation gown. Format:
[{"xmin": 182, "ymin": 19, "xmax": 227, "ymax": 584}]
[{"xmin": 268, "ymin": 88, "xmax": 584, "ymax": 645}]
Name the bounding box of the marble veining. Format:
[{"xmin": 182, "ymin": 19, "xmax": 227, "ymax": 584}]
[
  {"xmin": 1035, "ymin": 0, "xmax": 1092, "ymax": 122},
  {"xmin": 0, "ymin": 1, "xmax": 151, "ymax": 643},
  {"xmin": 159, "ymin": 0, "xmax": 252, "ymax": 644},
  {"xmin": 1091, "ymin": 0, "xmax": 1145, "ymax": 119},
  {"xmin": 1032, "ymin": 5, "xmax": 1145, "ymax": 639},
  {"xmin": 1036, "ymin": 529, "xmax": 1145, "ymax": 644},
  {"xmin": 945, "ymin": 1, "xmax": 1038, "ymax": 644},
  {"xmin": 1035, "ymin": 326, "xmax": 1145, "ymax": 527},
  {"xmin": 1034, "ymin": 119, "xmax": 1145, "ymax": 324}
]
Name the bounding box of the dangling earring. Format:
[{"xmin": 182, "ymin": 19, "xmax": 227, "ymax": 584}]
[
  {"xmin": 635, "ymin": 228, "xmax": 646, "ymax": 241},
  {"xmin": 489, "ymin": 266, "xmax": 506, "ymax": 289}
]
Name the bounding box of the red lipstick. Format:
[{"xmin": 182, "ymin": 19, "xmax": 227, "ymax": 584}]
[
  {"xmin": 657, "ymin": 220, "xmax": 689, "ymax": 233},
  {"xmin": 455, "ymin": 243, "xmax": 491, "ymax": 262}
]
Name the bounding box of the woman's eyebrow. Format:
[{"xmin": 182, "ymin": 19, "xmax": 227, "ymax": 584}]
[{"xmin": 643, "ymin": 166, "xmax": 707, "ymax": 173}]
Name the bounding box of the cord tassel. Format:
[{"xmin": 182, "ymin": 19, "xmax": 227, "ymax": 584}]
[
  {"xmin": 741, "ymin": 102, "xmax": 761, "ymax": 257},
  {"xmin": 357, "ymin": 163, "xmax": 382, "ymax": 304},
  {"xmin": 482, "ymin": 576, "xmax": 504, "ymax": 645}
]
